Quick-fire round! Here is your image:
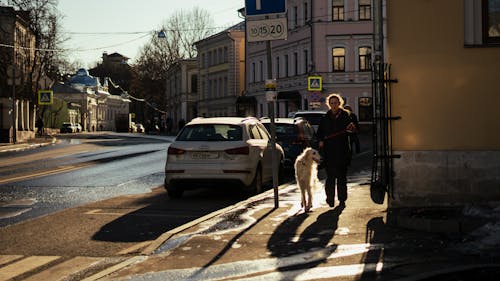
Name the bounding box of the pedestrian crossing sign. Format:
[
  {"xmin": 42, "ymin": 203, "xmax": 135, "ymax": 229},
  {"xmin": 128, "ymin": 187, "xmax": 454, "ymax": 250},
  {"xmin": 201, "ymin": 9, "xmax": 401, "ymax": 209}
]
[
  {"xmin": 307, "ymin": 76, "xmax": 322, "ymax": 91},
  {"xmin": 38, "ymin": 90, "xmax": 53, "ymax": 105}
]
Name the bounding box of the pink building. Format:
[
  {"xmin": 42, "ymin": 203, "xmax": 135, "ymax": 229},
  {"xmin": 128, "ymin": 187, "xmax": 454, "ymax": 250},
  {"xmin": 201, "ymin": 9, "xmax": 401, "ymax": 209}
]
[{"xmin": 245, "ymin": 0, "xmax": 374, "ymax": 123}]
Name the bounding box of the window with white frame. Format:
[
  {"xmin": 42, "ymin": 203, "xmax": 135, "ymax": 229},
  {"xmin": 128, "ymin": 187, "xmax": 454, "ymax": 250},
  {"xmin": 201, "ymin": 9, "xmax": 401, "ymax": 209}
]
[
  {"xmin": 332, "ymin": 0, "xmax": 344, "ymax": 21},
  {"xmin": 332, "ymin": 47, "xmax": 345, "ymax": 72},
  {"xmin": 359, "ymin": 0, "xmax": 371, "ymax": 20},
  {"xmin": 359, "ymin": 46, "xmax": 372, "ymax": 71}
]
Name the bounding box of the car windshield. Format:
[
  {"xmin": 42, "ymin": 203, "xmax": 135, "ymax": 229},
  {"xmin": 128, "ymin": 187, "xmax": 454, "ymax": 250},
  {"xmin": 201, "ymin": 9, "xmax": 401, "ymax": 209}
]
[{"xmin": 177, "ymin": 124, "xmax": 243, "ymax": 141}]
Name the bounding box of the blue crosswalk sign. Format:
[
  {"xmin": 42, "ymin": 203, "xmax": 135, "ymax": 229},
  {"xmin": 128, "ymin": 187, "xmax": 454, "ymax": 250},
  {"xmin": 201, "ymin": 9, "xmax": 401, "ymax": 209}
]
[
  {"xmin": 38, "ymin": 90, "xmax": 53, "ymax": 105},
  {"xmin": 245, "ymin": 0, "xmax": 286, "ymax": 16}
]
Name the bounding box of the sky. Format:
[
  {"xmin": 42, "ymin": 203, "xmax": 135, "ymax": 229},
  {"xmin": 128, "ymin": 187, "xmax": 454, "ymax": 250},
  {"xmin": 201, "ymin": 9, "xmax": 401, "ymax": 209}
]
[{"xmin": 57, "ymin": 0, "xmax": 245, "ymax": 68}]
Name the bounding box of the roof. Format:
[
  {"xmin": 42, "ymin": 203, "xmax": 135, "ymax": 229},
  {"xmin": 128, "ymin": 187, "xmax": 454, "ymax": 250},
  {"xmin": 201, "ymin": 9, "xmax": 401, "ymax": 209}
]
[{"xmin": 67, "ymin": 69, "xmax": 99, "ymax": 87}]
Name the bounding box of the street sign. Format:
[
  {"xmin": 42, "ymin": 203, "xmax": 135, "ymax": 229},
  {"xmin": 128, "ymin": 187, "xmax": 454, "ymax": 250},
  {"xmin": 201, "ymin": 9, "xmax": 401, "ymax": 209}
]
[
  {"xmin": 38, "ymin": 90, "xmax": 53, "ymax": 105},
  {"xmin": 245, "ymin": 0, "xmax": 286, "ymax": 16},
  {"xmin": 265, "ymin": 79, "xmax": 277, "ymax": 101},
  {"xmin": 307, "ymin": 76, "xmax": 322, "ymax": 91},
  {"xmin": 247, "ymin": 17, "xmax": 287, "ymax": 42}
]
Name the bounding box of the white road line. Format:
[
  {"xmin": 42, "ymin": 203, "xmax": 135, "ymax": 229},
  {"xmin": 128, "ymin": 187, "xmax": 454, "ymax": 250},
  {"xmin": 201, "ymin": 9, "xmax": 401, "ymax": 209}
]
[
  {"xmin": 0, "ymin": 256, "xmax": 60, "ymax": 281},
  {"xmin": 126, "ymin": 244, "xmax": 384, "ymax": 281}
]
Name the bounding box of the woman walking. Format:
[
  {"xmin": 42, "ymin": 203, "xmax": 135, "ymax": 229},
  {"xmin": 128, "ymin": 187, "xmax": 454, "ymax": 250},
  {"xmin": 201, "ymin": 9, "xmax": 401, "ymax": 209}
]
[{"xmin": 317, "ymin": 93, "xmax": 355, "ymax": 208}]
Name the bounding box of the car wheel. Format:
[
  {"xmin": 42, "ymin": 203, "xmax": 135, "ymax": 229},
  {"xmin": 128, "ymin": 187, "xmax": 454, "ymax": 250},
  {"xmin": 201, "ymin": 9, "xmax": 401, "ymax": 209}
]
[
  {"xmin": 248, "ymin": 165, "xmax": 263, "ymax": 195},
  {"xmin": 165, "ymin": 182, "xmax": 183, "ymax": 198}
]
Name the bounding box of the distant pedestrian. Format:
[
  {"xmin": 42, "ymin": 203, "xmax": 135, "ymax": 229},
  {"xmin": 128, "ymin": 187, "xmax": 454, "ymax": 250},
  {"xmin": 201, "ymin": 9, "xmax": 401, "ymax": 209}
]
[
  {"xmin": 317, "ymin": 93, "xmax": 356, "ymax": 208},
  {"xmin": 36, "ymin": 118, "xmax": 44, "ymax": 136},
  {"xmin": 344, "ymin": 105, "xmax": 360, "ymax": 154}
]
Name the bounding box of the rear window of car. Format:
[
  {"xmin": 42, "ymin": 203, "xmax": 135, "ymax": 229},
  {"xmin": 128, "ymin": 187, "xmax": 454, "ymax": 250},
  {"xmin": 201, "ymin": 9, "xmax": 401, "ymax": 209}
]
[
  {"xmin": 294, "ymin": 113, "xmax": 325, "ymax": 126},
  {"xmin": 177, "ymin": 124, "xmax": 243, "ymax": 141},
  {"xmin": 263, "ymin": 123, "xmax": 298, "ymax": 137}
]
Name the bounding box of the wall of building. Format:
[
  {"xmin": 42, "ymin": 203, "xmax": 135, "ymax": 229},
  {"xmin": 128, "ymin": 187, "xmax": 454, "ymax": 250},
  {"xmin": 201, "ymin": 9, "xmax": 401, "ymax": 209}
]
[{"xmin": 386, "ymin": 0, "xmax": 500, "ymax": 207}]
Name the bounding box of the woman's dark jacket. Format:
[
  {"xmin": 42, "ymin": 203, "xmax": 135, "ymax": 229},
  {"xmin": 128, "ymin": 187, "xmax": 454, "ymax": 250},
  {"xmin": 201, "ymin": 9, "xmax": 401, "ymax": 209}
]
[{"xmin": 317, "ymin": 109, "xmax": 352, "ymax": 168}]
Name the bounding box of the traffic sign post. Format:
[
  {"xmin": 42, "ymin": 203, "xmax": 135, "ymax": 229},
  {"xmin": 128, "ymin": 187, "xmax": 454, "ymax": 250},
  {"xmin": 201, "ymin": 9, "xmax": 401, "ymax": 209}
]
[
  {"xmin": 245, "ymin": 0, "xmax": 288, "ymax": 208},
  {"xmin": 247, "ymin": 17, "xmax": 287, "ymax": 42},
  {"xmin": 38, "ymin": 90, "xmax": 53, "ymax": 105}
]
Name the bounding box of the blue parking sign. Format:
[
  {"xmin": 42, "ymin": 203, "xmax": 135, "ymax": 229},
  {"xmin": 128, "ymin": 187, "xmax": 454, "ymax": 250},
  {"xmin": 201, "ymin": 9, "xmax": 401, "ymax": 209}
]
[{"xmin": 245, "ymin": 0, "xmax": 286, "ymax": 16}]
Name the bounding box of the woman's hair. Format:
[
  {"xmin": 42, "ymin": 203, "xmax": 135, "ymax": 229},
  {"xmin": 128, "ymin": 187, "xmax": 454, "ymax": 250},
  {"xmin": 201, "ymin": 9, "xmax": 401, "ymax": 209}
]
[{"xmin": 326, "ymin": 93, "xmax": 345, "ymax": 109}]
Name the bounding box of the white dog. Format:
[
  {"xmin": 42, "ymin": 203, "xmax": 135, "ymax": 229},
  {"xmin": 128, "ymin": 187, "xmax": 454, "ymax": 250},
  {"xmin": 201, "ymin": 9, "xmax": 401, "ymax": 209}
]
[{"xmin": 294, "ymin": 147, "xmax": 322, "ymax": 212}]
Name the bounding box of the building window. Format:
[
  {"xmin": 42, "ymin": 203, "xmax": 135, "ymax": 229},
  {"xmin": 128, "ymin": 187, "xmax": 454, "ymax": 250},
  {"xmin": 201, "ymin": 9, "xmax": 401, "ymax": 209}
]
[
  {"xmin": 251, "ymin": 62, "xmax": 256, "ymax": 82},
  {"xmin": 485, "ymin": 0, "xmax": 500, "ymax": 44},
  {"xmin": 276, "ymin": 56, "xmax": 280, "ymax": 78},
  {"xmin": 284, "ymin": 54, "xmax": 289, "ymax": 77},
  {"xmin": 332, "ymin": 47, "xmax": 345, "ymax": 72},
  {"xmin": 293, "ymin": 6, "xmax": 298, "ymax": 27},
  {"xmin": 359, "ymin": 46, "xmax": 372, "ymax": 71},
  {"xmin": 359, "ymin": 0, "xmax": 371, "ymax": 20},
  {"xmin": 293, "ymin": 52, "xmax": 298, "ymax": 76},
  {"xmin": 304, "ymin": 50, "xmax": 309, "ymax": 74},
  {"xmin": 191, "ymin": 74, "xmax": 197, "ymax": 93},
  {"xmin": 224, "ymin": 46, "xmax": 228, "ymax": 62},
  {"xmin": 358, "ymin": 97, "xmax": 373, "ymax": 122},
  {"xmin": 332, "ymin": 0, "xmax": 344, "ymax": 21},
  {"xmin": 259, "ymin": 60, "xmax": 264, "ymax": 81},
  {"xmin": 304, "ymin": 2, "xmax": 309, "ymax": 23}
]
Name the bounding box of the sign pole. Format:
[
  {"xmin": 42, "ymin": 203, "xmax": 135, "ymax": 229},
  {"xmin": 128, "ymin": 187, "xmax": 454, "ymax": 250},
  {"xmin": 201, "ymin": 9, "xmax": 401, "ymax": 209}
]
[{"xmin": 266, "ymin": 39, "xmax": 279, "ymax": 209}]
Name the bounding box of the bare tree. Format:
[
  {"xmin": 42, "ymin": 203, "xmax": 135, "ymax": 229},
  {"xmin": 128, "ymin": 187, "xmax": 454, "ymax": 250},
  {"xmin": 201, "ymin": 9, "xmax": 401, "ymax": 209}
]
[
  {"xmin": 7, "ymin": 0, "xmax": 69, "ymax": 99},
  {"xmin": 131, "ymin": 7, "xmax": 214, "ymax": 119}
]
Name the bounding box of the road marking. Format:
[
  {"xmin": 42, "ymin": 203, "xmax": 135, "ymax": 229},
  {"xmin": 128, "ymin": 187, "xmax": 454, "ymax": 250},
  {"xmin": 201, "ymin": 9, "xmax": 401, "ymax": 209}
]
[
  {"xmin": 0, "ymin": 208, "xmax": 31, "ymax": 219},
  {"xmin": 0, "ymin": 256, "xmax": 59, "ymax": 281},
  {"xmin": 132, "ymin": 244, "xmax": 384, "ymax": 280},
  {"xmin": 23, "ymin": 256, "xmax": 103, "ymax": 281},
  {"xmin": 84, "ymin": 209, "xmax": 193, "ymax": 218},
  {"xmin": 0, "ymin": 164, "xmax": 93, "ymax": 185},
  {"xmin": 81, "ymin": 256, "xmax": 145, "ymax": 281},
  {"xmin": 0, "ymin": 255, "xmax": 23, "ymax": 267}
]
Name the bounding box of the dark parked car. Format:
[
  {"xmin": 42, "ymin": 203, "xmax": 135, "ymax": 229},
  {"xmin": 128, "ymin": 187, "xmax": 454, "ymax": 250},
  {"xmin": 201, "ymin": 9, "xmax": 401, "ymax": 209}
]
[
  {"xmin": 291, "ymin": 110, "xmax": 327, "ymax": 132},
  {"xmin": 261, "ymin": 117, "xmax": 318, "ymax": 171}
]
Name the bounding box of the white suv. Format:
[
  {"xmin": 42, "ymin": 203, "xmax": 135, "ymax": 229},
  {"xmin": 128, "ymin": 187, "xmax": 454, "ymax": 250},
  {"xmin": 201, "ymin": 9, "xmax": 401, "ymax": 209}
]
[{"xmin": 164, "ymin": 117, "xmax": 285, "ymax": 198}]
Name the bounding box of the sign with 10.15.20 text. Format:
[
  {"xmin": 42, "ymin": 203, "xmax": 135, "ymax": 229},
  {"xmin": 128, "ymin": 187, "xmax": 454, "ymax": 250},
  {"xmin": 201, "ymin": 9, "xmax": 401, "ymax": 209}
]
[{"xmin": 247, "ymin": 17, "xmax": 287, "ymax": 42}]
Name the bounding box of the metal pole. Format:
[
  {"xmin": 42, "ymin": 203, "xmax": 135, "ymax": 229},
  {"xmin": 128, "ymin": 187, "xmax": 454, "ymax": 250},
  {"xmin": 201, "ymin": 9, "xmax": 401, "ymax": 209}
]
[{"xmin": 266, "ymin": 39, "xmax": 279, "ymax": 209}]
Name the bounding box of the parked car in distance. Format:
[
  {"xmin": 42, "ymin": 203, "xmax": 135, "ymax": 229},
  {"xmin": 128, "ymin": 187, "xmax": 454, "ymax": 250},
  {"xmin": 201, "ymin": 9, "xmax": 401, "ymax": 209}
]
[
  {"xmin": 261, "ymin": 117, "xmax": 318, "ymax": 171},
  {"xmin": 74, "ymin": 123, "xmax": 82, "ymax": 132},
  {"xmin": 292, "ymin": 110, "xmax": 327, "ymax": 132},
  {"xmin": 60, "ymin": 122, "xmax": 76, "ymax": 133},
  {"xmin": 135, "ymin": 123, "xmax": 144, "ymax": 133},
  {"xmin": 164, "ymin": 117, "xmax": 285, "ymax": 198}
]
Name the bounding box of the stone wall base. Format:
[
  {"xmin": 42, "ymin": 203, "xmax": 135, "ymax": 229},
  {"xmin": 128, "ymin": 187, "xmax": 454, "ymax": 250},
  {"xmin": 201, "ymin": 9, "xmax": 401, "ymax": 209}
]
[{"xmin": 390, "ymin": 150, "xmax": 500, "ymax": 208}]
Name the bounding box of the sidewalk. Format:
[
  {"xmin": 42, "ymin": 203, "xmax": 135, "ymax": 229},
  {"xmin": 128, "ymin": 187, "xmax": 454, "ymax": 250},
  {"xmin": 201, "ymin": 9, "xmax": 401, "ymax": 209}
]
[
  {"xmin": 100, "ymin": 176, "xmax": 500, "ymax": 281},
  {"xmin": 0, "ymin": 134, "xmax": 57, "ymax": 153}
]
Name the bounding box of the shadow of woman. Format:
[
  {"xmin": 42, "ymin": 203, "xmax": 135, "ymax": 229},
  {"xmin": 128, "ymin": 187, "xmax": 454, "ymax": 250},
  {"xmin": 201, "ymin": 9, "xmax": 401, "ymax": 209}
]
[{"xmin": 267, "ymin": 206, "xmax": 344, "ymax": 280}]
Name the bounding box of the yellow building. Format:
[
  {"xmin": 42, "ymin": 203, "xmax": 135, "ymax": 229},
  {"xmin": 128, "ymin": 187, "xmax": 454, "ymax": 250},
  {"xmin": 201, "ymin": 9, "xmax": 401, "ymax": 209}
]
[{"xmin": 384, "ymin": 0, "xmax": 500, "ymax": 208}]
